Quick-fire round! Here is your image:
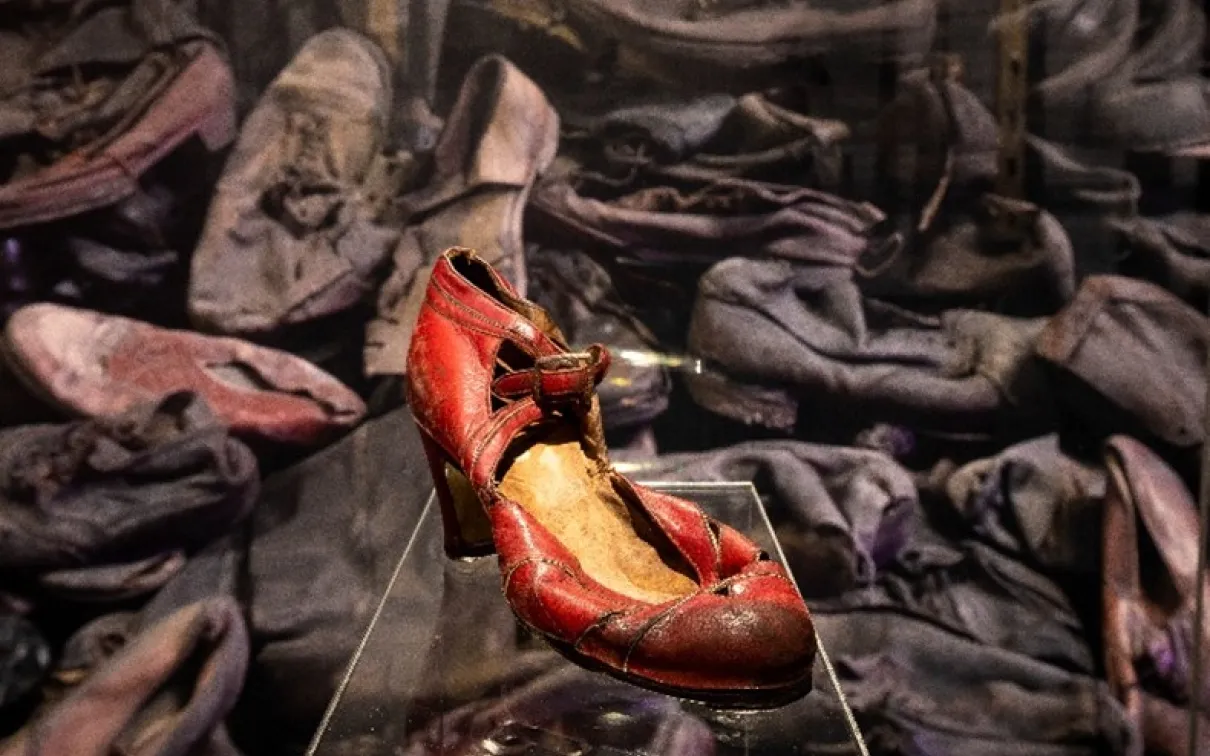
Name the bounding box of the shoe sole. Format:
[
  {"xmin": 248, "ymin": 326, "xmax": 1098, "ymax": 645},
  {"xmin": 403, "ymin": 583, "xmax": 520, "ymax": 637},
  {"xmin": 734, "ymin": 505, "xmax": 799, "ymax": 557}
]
[{"xmin": 543, "ymin": 634, "xmax": 815, "ymax": 710}]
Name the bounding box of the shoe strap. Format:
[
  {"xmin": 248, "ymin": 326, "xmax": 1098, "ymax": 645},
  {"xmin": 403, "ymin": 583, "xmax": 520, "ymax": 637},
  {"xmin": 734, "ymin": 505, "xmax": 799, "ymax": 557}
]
[{"xmin": 492, "ymin": 344, "xmax": 611, "ymax": 410}]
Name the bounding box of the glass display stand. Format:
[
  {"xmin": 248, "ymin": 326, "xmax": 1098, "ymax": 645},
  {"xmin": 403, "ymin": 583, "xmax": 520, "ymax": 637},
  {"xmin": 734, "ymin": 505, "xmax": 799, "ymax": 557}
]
[{"xmin": 307, "ymin": 482, "xmax": 869, "ymax": 756}]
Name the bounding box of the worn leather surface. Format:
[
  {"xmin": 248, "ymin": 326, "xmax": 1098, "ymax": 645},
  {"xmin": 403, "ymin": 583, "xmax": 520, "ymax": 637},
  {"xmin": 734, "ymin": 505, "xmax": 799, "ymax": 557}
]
[
  {"xmin": 1037, "ymin": 276, "xmax": 1209, "ymax": 455},
  {"xmin": 3, "ymin": 304, "xmax": 366, "ymax": 445},
  {"xmin": 0, "ymin": 394, "xmax": 257, "ymax": 586},
  {"xmin": 188, "ymin": 29, "xmax": 399, "ymax": 335},
  {"xmin": 560, "ymin": 91, "xmax": 849, "ymax": 189},
  {"xmin": 685, "ymin": 255, "xmax": 1055, "ymax": 438},
  {"xmin": 405, "ymin": 248, "xmax": 814, "ymax": 700},
  {"xmin": 1115, "ymin": 212, "xmax": 1210, "ymax": 311},
  {"xmin": 0, "ymin": 598, "xmax": 248, "ymax": 756},
  {"xmin": 942, "ymin": 434, "xmax": 1106, "ymax": 578},
  {"xmin": 0, "ymin": 42, "xmax": 235, "ymax": 229},
  {"xmin": 1102, "ymin": 436, "xmax": 1210, "ymax": 755},
  {"xmin": 365, "ymin": 55, "xmax": 558, "ymax": 376},
  {"xmin": 529, "ymin": 175, "xmax": 889, "ymax": 268},
  {"xmin": 556, "ymin": 0, "xmax": 937, "ymax": 68}
]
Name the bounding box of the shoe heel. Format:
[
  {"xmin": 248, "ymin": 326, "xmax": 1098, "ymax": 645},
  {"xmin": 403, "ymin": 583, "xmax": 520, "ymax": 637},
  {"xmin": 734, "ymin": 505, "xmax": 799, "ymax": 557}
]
[{"xmin": 418, "ymin": 427, "xmax": 496, "ymax": 559}]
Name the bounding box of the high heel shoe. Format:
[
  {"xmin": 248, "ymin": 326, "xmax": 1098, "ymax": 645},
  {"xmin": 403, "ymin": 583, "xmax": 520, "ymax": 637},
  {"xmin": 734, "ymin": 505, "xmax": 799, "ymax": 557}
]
[{"xmin": 406, "ymin": 247, "xmax": 815, "ymax": 707}]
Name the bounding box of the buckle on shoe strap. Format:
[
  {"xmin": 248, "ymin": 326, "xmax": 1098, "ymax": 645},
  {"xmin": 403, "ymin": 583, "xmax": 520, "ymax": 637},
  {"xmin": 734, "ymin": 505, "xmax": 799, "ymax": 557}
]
[{"xmin": 493, "ymin": 344, "xmax": 612, "ymax": 409}]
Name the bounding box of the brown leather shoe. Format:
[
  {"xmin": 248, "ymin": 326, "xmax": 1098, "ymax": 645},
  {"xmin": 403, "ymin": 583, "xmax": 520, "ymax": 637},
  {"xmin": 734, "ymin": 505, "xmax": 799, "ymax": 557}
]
[
  {"xmin": 2, "ymin": 304, "xmax": 365, "ymax": 445},
  {"xmin": 0, "ymin": 42, "xmax": 235, "ymax": 229},
  {"xmin": 364, "ymin": 55, "xmax": 559, "ymax": 376},
  {"xmin": 1102, "ymin": 435, "xmax": 1210, "ymax": 752}
]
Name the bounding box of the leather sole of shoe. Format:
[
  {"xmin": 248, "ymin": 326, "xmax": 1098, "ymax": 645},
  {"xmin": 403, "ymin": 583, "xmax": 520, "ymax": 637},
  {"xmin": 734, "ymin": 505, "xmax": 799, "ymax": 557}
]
[{"xmin": 542, "ymin": 633, "xmax": 815, "ymax": 710}]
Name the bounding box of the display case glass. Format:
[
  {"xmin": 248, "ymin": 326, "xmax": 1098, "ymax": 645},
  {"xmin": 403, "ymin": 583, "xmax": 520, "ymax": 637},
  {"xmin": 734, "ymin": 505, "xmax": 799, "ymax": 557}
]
[{"xmin": 307, "ymin": 482, "xmax": 867, "ymax": 756}]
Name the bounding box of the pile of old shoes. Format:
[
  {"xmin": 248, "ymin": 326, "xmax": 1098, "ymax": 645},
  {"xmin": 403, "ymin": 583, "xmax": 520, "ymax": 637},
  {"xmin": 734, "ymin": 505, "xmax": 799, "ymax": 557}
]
[
  {"xmin": 0, "ymin": 0, "xmax": 236, "ymax": 324},
  {"xmin": 5, "ymin": 0, "xmax": 1210, "ymax": 751},
  {"xmin": 0, "ymin": 394, "xmax": 258, "ymax": 603}
]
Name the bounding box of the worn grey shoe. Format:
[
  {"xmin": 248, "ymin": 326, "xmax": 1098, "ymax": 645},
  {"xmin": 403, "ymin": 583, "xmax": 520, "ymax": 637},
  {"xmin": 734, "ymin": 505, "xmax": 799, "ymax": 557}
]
[
  {"xmin": 364, "ymin": 55, "xmax": 559, "ymax": 376},
  {"xmin": 684, "ymin": 256, "xmax": 1054, "ymax": 440},
  {"xmin": 188, "ymin": 29, "xmax": 399, "ymax": 335},
  {"xmin": 561, "ymin": 91, "xmax": 849, "ymax": 189},
  {"xmin": 557, "ymin": 0, "xmax": 937, "ymax": 71},
  {"xmin": 529, "ymin": 176, "xmax": 889, "ymax": 269},
  {"xmin": 1114, "ymin": 212, "xmax": 1210, "ymax": 309},
  {"xmin": 0, "ymin": 394, "xmax": 257, "ymax": 590},
  {"xmin": 1036, "ymin": 275, "xmax": 1209, "ymax": 456},
  {"xmin": 1034, "ymin": 0, "xmax": 1210, "ymax": 153}
]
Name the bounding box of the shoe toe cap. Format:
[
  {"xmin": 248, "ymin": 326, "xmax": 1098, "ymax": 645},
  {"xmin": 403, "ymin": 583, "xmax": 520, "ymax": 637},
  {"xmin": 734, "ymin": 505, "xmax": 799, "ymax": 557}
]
[
  {"xmin": 625, "ymin": 581, "xmax": 815, "ymax": 693},
  {"xmin": 7, "ymin": 304, "xmax": 108, "ymax": 370}
]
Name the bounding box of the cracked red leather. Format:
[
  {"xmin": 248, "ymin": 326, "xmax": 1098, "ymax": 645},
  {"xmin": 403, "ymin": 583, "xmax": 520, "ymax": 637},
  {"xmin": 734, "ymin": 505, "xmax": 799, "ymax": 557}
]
[
  {"xmin": 3, "ymin": 303, "xmax": 365, "ymax": 445},
  {"xmin": 405, "ymin": 248, "xmax": 815, "ymax": 704},
  {"xmin": 1102, "ymin": 435, "xmax": 1210, "ymax": 755}
]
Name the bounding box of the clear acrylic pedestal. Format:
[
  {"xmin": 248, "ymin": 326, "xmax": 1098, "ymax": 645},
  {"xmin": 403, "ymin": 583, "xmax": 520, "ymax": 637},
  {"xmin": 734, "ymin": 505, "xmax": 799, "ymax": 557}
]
[{"xmin": 307, "ymin": 482, "xmax": 868, "ymax": 755}]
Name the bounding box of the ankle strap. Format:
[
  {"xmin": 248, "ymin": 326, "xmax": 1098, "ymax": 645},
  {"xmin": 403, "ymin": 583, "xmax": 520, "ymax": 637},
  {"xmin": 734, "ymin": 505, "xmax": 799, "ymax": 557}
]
[{"xmin": 492, "ymin": 344, "xmax": 611, "ymax": 409}]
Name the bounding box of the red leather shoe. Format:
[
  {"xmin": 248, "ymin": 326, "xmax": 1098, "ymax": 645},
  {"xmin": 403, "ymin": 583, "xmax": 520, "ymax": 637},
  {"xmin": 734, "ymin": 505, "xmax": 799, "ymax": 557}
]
[{"xmin": 406, "ymin": 247, "xmax": 815, "ymax": 707}]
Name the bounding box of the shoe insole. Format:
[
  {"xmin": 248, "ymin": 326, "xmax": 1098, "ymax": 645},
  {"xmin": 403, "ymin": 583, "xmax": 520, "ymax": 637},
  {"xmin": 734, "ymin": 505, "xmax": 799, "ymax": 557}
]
[
  {"xmin": 205, "ymin": 362, "xmax": 275, "ymax": 392},
  {"xmin": 498, "ymin": 428, "xmax": 697, "ymax": 605}
]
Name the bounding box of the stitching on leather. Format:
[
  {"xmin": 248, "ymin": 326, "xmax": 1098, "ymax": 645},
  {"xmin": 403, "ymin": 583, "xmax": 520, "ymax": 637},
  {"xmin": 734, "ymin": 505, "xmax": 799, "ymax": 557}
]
[
  {"xmin": 572, "ymin": 610, "xmax": 626, "ymax": 652},
  {"xmin": 718, "ymin": 571, "xmax": 794, "ymax": 590},
  {"xmin": 621, "ymin": 592, "xmax": 699, "ymax": 674},
  {"xmin": 469, "ymin": 402, "xmax": 528, "ymax": 476},
  {"xmin": 435, "ymin": 309, "xmax": 512, "ymax": 342},
  {"xmin": 468, "ymin": 400, "xmax": 533, "ymax": 481},
  {"xmin": 431, "ymin": 280, "xmax": 517, "ymax": 339},
  {"xmin": 701, "ymin": 511, "xmax": 722, "ymax": 577},
  {"xmin": 431, "ymin": 278, "xmax": 546, "ymax": 360},
  {"xmin": 503, "ymin": 556, "xmax": 580, "ymax": 595},
  {"xmin": 428, "ymin": 267, "xmax": 568, "ymax": 362}
]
